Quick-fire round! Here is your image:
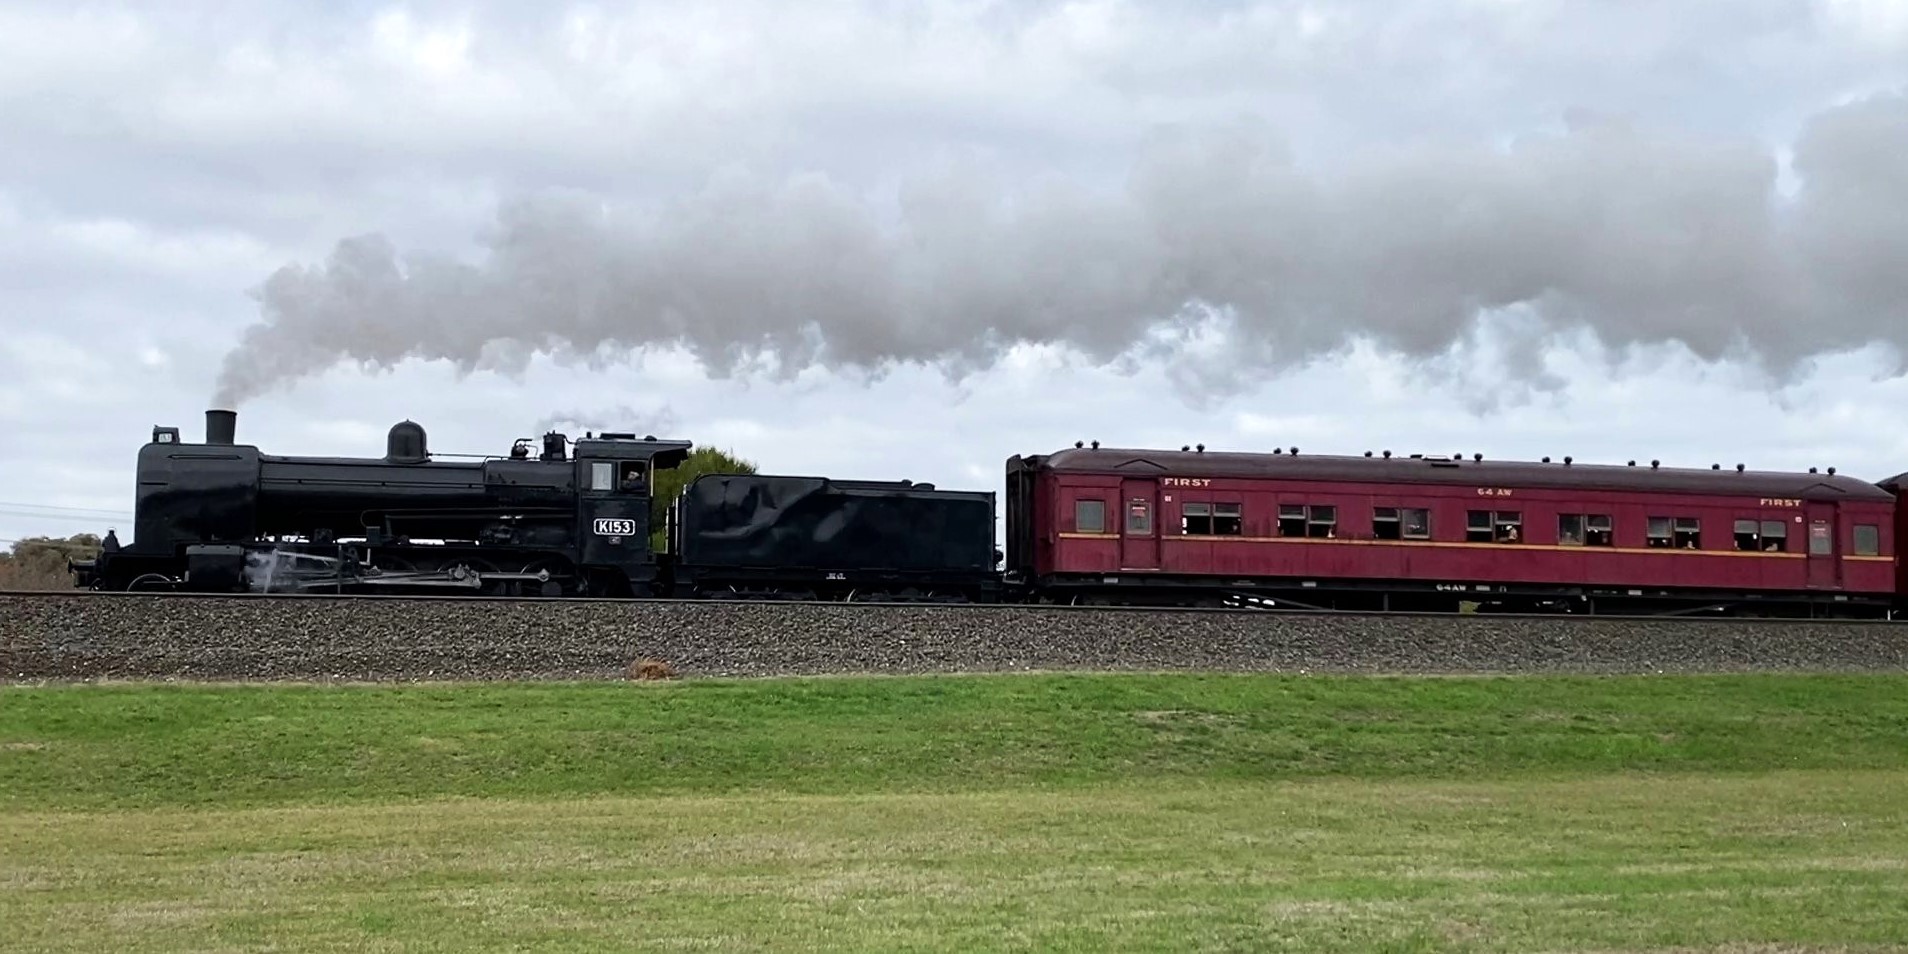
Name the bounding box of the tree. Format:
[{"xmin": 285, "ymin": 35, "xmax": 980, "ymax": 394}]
[
  {"xmin": 0, "ymin": 533, "xmax": 101, "ymax": 590},
  {"xmin": 650, "ymin": 446, "xmax": 757, "ymax": 552}
]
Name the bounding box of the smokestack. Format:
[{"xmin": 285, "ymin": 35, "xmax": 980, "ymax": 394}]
[{"xmin": 205, "ymin": 409, "xmax": 236, "ymax": 445}]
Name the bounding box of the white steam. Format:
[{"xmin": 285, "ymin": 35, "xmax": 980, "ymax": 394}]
[{"xmin": 213, "ymin": 94, "xmax": 1908, "ymax": 407}]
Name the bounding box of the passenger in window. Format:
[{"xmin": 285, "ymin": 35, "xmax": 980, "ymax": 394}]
[{"xmin": 1503, "ymin": 526, "xmax": 1519, "ymax": 543}]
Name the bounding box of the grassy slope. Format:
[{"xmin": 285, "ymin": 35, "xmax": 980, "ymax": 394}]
[
  {"xmin": 6, "ymin": 673, "xmax": 1908, "ymax": 952},
  {"xmin": 5, "ymin": 673, "xmax": 1908, "ymax": 810}
]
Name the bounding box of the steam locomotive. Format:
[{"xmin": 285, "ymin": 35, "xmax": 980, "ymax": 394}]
[
  {"xmin": 70, "ymin": 409, "xmax": 998, "ymax": 601},
  {"xmin": 67, "ymin": 408, "xmax": 1907, "ymax": 617}
]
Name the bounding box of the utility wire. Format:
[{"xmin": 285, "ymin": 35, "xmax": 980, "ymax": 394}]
[{"xmin": 0, "ymin": 500, "xmax": 132, "ymax": 516}]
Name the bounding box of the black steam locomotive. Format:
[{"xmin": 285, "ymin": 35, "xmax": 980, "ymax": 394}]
[{"xmin": 71, "ymin": 410, "xmax": 998, "ymax": 601}]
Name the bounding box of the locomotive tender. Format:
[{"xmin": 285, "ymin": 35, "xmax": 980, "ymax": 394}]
[{"xmin": 68, "ymin": 409, "xmax": 1908, "ymax": 617}]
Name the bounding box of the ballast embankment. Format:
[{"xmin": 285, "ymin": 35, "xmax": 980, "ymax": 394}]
[{"xmin": 5, "ymin": 593, "xmax": 1908, "ymax": 682}]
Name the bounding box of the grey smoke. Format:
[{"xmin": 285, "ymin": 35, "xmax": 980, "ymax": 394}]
[
  {"xmin": 533, "ymin": 405, "xmax": 679, "ymax": 438},
  {"xmin": 213, "ymin": 93, "xmax": 1908, "ymax": 407}
]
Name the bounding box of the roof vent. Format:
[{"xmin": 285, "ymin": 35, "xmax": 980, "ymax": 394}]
[
  {"xmin": 1273, "ymin": 447, "xmax": 1283, "ymax": 455},
  {"xmin": 1196, "ymin": 443, "xmax": 1205, "ymax": 453},
  {"xmin": 1075, "ymin": 440, "xmax": 1084, "ymax": 449},
  {"xmin": 1736, "ymin": 463, "xmax": 1745, "ymax": 473},
  {"xmin": 1289, "ymin": 447, "xmax": 1299, "ymax": 455},
  {"xmin": 1627, "ymin": 460, "xmax": 1636, "ymax": 467},
  {"xmin": 1182, "ymin": 445, "xmax": 1191, "ymax": 452},
  {"xmin": 1382, "ymin": 450, "xmax": 1392, "ymax": 459},
  {"xmin": 1651, "ymin": 460, "xmax": 1660, "ymax": 469},
  {"xmin": 1712, "ymin": 464, "xmax": 1721, "ymax": 470},
  {"xmin": 1809, "ymin": 467, "xmax": 1818, "ymax": 474},
  {"xmin": 1564, "ymin": 456, "xmax": 1573, "ymax": 465},
  {"xmin": 1542, "ymin": 456, "xmax": 1551, "ymax": 463},
  {"xmin": 1364, "ymin": 451, "xmax": 1373, "ymax": 458},
  {"xmin": 1090, "ymin": 440, "xmax": 1100, "ymax": 450},
  {"xmin": 1828, "ymin": 467, "xmax": 1837, "ymax": 475},
  {"xmin": 1473, "ymin": 453, "xmax": 1482, "ymax": 462}
]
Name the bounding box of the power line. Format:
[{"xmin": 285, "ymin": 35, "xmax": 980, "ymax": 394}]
[
  {"xmin": 0, "ymin": 502, "xmax": 133, "ymax": 520},
  {"xmin": 0, "ymin": 499, "xmax": 131, "ymax": 514}
]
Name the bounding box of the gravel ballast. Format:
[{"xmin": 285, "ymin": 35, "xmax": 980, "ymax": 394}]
[{"xmin": 5, "ymin": 592, "xmax": 1908, "ymax": 682}]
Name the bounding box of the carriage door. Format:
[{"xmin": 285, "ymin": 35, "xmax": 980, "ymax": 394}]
[
  {"xmin": 1120, "ymin": 479, "xmax": 1160, "ymax": 570},
  {"xmin": 1804, "ymin": 502, "xmax": 1839, "ymax": 589}
]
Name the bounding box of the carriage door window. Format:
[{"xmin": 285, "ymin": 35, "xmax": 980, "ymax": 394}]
[
  {"xmin": 590, "ymin": 462, "xmax": 615, "ymax": 491},
  {"xmin": 1126, "ymin": 499, "xmax": 1152, "ymax": 534},
  {"xmin": 1809, "ymin": 520, "xmax": 1832, "ymax": 556}
]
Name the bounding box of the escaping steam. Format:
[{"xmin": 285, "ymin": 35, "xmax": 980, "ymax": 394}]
[
  {"xmin": 213, "ymin": 93, "xmax": 1908, "ymax": 407},
  {"xmin": 534, "ymin": 405, "xmax": 680, "ymax": 437}
]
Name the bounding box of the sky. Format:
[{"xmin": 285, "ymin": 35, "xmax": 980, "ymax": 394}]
[{"xmin": 4, "ymin": 0, "xmax": 1908, "ymax": 547}]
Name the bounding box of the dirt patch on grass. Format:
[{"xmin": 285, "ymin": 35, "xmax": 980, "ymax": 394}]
[{"xmin": 629, "ymin": 658, "xmax": 678, "ymax": 681}]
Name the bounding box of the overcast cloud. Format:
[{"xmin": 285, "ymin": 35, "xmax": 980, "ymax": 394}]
[{"xmin": 3, "ymin": 0, "xmax": 1907, "ymax": 546}]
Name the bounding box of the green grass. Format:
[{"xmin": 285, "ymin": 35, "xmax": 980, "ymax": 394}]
[
  {"xmin": 6, "ymin": 673, "xmax": 1908, "ymax": 951},
  {"xmin": 5, "ymin": 673, "xmax": 1908, "ymax": 810}
]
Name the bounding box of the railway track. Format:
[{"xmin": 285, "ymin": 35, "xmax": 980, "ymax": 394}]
[
  {"xmin": 3, "ymin": 588, "xmax": 1902, "ymax": 624},
  {"xmin": 7, "ymin": 589, "xmax": 1908, "ymax": 683}
]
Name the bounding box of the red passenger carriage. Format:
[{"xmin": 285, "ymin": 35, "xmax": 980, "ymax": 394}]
[{"xmin": 1005, "ymin": 446, "xmax": 1897, "ymax": 616}]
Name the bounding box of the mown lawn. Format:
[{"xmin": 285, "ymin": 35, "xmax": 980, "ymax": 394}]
[{"xmin": 5, "ymin": 673, "xmax": 1908, "ymax": 952}]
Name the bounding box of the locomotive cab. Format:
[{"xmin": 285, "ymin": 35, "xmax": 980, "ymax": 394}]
[{"xmin": 570, "ymin": 433, "xmax": 692, "ymax": 592}]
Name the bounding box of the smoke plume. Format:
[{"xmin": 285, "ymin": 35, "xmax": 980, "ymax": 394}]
[
  {"xmin": 533, "ymin": 405, "xmax": 679, "ymax": 438},
  {"xmin": 213, "ymin": 94, "xmax": 1908, "ymax": 407}
]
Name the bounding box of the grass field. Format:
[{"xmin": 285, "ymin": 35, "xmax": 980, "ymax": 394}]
[{"xmin": 5, "ymin": 673, "xmax": 1908, "ymax": 951}]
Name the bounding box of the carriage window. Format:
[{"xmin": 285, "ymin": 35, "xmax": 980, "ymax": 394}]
[
  {"xmin": 1467, "ymin": 510, "xmax": 1492, "ymax": 543},
  {"xmin": 1738, "ymin": 519, "xmax": 1788, "ymax": 552},
  {"xmin": 1761, "ymin": 520, "xmax": 1787, "ymax": 552},
  {"xmin": 1181, "ymin": 502, "xmax": 1212, "ymax": 535},
  {"xmin": 1675, "ymin": 518, "xmax": 1701, "ymax": 549},
  {"xmin": 1377, "ymin": 507, "xmax": 1431, "ymax": 540},
  {"xmin": 1495, "ymin": 512, "xmax": 1522, "ymax": 543},
  {"xmin": 1403, "ymin": 508, "xmax": 1430, "ymax": 539},
  {"xmin": 1278, "ymin": 505, "xmax": 1307, "ymax": 537},
  {"xmin": 1469, "ymin": 510, "xmax": 1520, "ymax": 543},
  {"xmin": 1375, "ymin": 507, "xmax": 1401, "ymax": 540},
  {"xmin": 1855, "ymin": 524, "xmax": 1881, "ymax": 556},
  {"xmin": 1585, "ymin": 514, "xmax": 1612, "ymax": 546},
  {"xmin": 590, "ymin": 462, "xmax": 615, "ymax": 491},
  {"xmin": 1654, "ymin": 517, "xmax": 1701, "ymax": 548},
  {"xmin": 1647, "ymin": 517, "xmax": 1671, "ymax": 547},
  {"xmin": 1213, "ymin": 503, "xmax": 1243, "ymax": 536},
  {"xmin": 1307, "ymin": 506, "xmax": 1337, "ymax": 538},
  {"xmin": 1075, "ymin": 499, "xmax": 1105, "ymax": 534},
  {"xmin": 1559, "ymin": 513, "xmax": 1611, "ymax": 546},
  {"xmin": 1126, "ymin": 499, "xmax": 1152, "ymax": 534}
]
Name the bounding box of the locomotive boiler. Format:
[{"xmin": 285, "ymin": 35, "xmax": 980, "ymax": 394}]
[{"xmin": 71, "ymin": 409, "xmax": 693, "ymax": 596}]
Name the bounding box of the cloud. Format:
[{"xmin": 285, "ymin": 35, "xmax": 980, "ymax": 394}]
[{"xmin": 211, "ymin": 93, "xmax": 1908, "ymax": 408}]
